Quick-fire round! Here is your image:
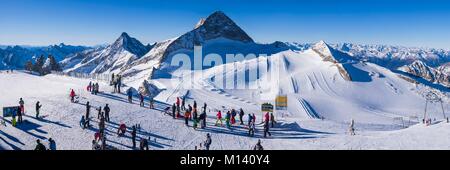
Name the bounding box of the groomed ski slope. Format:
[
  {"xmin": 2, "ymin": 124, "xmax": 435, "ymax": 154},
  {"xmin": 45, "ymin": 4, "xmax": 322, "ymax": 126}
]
[{"xmin": 1, "ymin": 70, "xmax": 450, "ymax": 150}]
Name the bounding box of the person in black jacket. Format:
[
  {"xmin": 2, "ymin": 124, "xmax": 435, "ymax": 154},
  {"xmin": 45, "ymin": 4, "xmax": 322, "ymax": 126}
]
[
  {"xmin": 104, "ymin": 104, "xmax": 110, "ymax": 122},
  {"xmin": 34, "ymin": 139, "xmax": 47, "ymax": 151},
  {"xmin": 35, "ymin": 101, "xmax": 42, "ymax": 119},
  {"xmin": 172, "ymin": 103, "xmax": 176, "ymax": 119},
  {"xmin": 239, "ymin": 108, "xmax": 245, "ymax": 125},
  {"xmin": 131, "ymin": 125, "xmax": 137, "ymax": 149},
  {"xmin": 85, "ymin": 102, "xmax": 91, "ymax": 127}
]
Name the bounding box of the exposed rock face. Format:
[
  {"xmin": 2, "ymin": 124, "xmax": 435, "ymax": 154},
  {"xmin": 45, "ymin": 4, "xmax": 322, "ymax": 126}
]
[
  {"xmin": 312, "ymin": 40, "xmax": 353, "ymax": 81},
  {"xmin": 399, "ymin": 60, "xmax": 450, "ymax": 87}
]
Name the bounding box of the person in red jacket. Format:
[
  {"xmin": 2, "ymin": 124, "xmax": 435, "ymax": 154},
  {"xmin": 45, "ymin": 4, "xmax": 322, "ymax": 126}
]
[
  {"xmin": 70, "ymin": 89, "xmax": 76, "ymax": 103},
  {"xmin": 215, "ymin": 111, "xmax": 223, "ymax": 126},
  {"xmin": 117, "ymin": 123, "xmax": 127, "ymax": 136},
  {"xmin": 265, "ymin": 112, "xmax": 270, "ymax": 123}
]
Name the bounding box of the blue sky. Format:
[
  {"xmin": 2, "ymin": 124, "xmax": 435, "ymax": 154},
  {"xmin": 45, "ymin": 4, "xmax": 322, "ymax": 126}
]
[{"xmin": 1, "ymin": 0, "xmax": 450, "ymax": 49}]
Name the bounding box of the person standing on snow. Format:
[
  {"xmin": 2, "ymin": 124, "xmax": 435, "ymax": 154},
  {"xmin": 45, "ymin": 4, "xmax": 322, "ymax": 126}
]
[
  {"xmin": 117, "ymin": 75, "xmax": 122, "ymax": 93},
  {"xmin": 104, "ymin": 104, "xmax": 110, "ymax": 122},
  {"xmin": 131, "ymin": 125, "xmax": 137, "ymax": 149},
  {"xmin": 247, "ymin": 114, "xmax": 253, "ymax": 127},
  {"xmin": 70, "ymin": 89, "xmax": 76, "ymax": 103},
  {"xmin": 184, "ymin": 109, "xmax": 190, "ymax": 126},
  {"xmin": 204, "ymin": 133, "xmax": 212, "ymax": 150},
  {"xmin": 94, "ymin": 83, "xmax": 99, "ymax": 95},
  {"xmin": 172, "ymin": 103, "xmax": 176, "ymax": 119},
  {"xmin": 149, "ymin": 97, "xmax": 154, "ymax": 109},
  {"xmin": 270, "ymin": 113, "xmax": 276, "ymax": 128},
  {"xmin": 253, "ymin": 140, "xmax": 264, "ymax": 150},
  {"xmin": 199, "ymin": 109, "xmax": 207, "ymax": 129},
  {"xmin": 19, "ymin": 98, "xmax": 25, "ymax": 115},
  {"xmin": 263, "ymin": 122, "xmax": 271, "ymax": 138},
  {"xmin": 231, "ymin": 109, "xmax": 237, "ymax": 125},
  {"xmin": 248, "ymin": 120, "xmax": 256, "ymax": 137},
  {"xmin": 80, "ymin": 116, "xmax": 86, "ymax": 129},
  {"xmin": 239, "ymin": 108, "xmax": 245, "ymax": 125},
  {"xmin": 96, "ymin": 106, "xmax": 103, "ymax": 119},
  {"xmin": 181, "ymin": 96, "xmax": 186, "ymax": 111},
  {"xmin": 34, "ymin": 139, "xmax": 47, "ymax": 151},
  {"xmin": 264, "ymin": 112, "xmax": 270, "ymax": 124},
  {"xmin": 88, "ymin": 81, "xmax": 92, "ymax": 92},
  {"xmin": 225, "ymin": 111, "xmax": 231, "ymax": 128},
  {"xmin": 215, "ymin": 110, "xmax": 223, "ymax": 126},
  {"xmin": 85, "ymin": 102, "xmax": 91, "ymax": 127},
  {"xmin": 35, "ymin": 101, "xmax": 42, "ymax": 119},
  {"xmin": 140, "ymin": 137, "xmax": 149, "ymax": 150},
  {"xmin": 127, "ymin": 88, "xmax": 133, "ymax": 103},
  {"xmin": 176, "ymin": 97, "xmax": 181, "ymax": 113},
  {"xmin": 193, "ymin": 101, "xmax": 197, "ymax": 110},
  {"xmin": 139, "ymin": 93, "xmax": 145, "ymax": 107},
  {"xmin": 349, "ymin": 119, "xmax": 356, "ymax": 135},
  {"xmin": 48, "ymin": 138, "xmax": 56, "ymax": 150},
  {"xmin": 17, "ymin": 100, "xmax": 24, "ymax": 123}
]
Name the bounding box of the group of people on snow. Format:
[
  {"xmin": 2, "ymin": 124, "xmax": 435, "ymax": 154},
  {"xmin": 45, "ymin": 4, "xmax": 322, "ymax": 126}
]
[
  {"xmin": 34, "ymin": 138, "xmax": 56, "ymax": 150},
  {"xmin": 111, "ymin": 73, "xmax": 122, "ymax": 94},
  {"xmin": 87, "ymin": 81, "xmax": 100, "ymax": 95}
]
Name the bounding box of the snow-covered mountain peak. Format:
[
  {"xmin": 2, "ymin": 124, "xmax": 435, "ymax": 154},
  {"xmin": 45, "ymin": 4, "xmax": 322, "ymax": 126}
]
[
  {"xmin": 193, "ymin": 11, "xmax": 254, "ymax": 43},
  {"xmin": 399, "ymin": 60, "xmax": 450, "ymax": 87},
  {"xmin": 312, "ymin": 40, "xmax": 333, "ymax": 56},
  {"xmin": 111, "ymin": 32, "xmax": 149, "ymax": 57}
]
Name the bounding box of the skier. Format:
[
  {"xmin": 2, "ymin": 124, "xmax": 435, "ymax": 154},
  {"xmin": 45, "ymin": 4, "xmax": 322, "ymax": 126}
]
[
  {"xmin": 172, "ymin": 103, "xmax": 176, "ymax": 119},
  {"xmin": 127, "ymin": 88, "xmax": 133, "ymax": 103},
  {"xmin": 204, "ymin": 133, "xmax": 212, "ymax": 150},
  {"xmin": 239, "ymin": 108, "xmax": 245, "ymax": 125},
  {"xmin": 349, "ymin": 119, "xmax": 356, "ymax": 135},
  {"xmin": 270, "ymin": 113, "xmax": 276, "ymax": 128},
  {"xmin": 111, "ymin": 73, "xmax": 115, "ymax": 86},
  {"xmin": 34, "ymin": 139, "xmax": 47, "ymax": 151},
  {"xmin": 131, "ymin": 125, "xmax": 137, "ymax": 149},
  {"xmin": 193, "ymin": 109, "xmax": 198, "ymax": 129},
  {"xmin": 263, "ymin": 122, "xmax": 271, "ymax": 138},
  {"xmin": 70, "ymin": 89, "xmax": 76, "ymax": 103},
  {"xmin": 215, "ymin": 110, "xmax": 223, "ymax": 126},
  {"xmin": 35, "ymin": 101, "xmax": 42, "ymax": 119},
  {"xmin": 48, "ymin": 138, "xmax": 56, "ymax": 150},
  {"xmin": 104, "ymin": 104, "xmax": 110, "ymax": 122},
  {"xmin": 253, "ymin": 140, "xmax": 264, "ymax": 150},
  {"xmin": 80, "ymin": 116, "xmax": 86, "ymax": 129},
  {"xmin": 140, "ymin": 137, "xmax": 149, "ymax": 150},
  {"xmin": 19, "ymin": 98, "xmax": 25, "ymax": 115},
  {"xmin": 139, "ymin": 93, "xmax": 145, "ymax": 107}
]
